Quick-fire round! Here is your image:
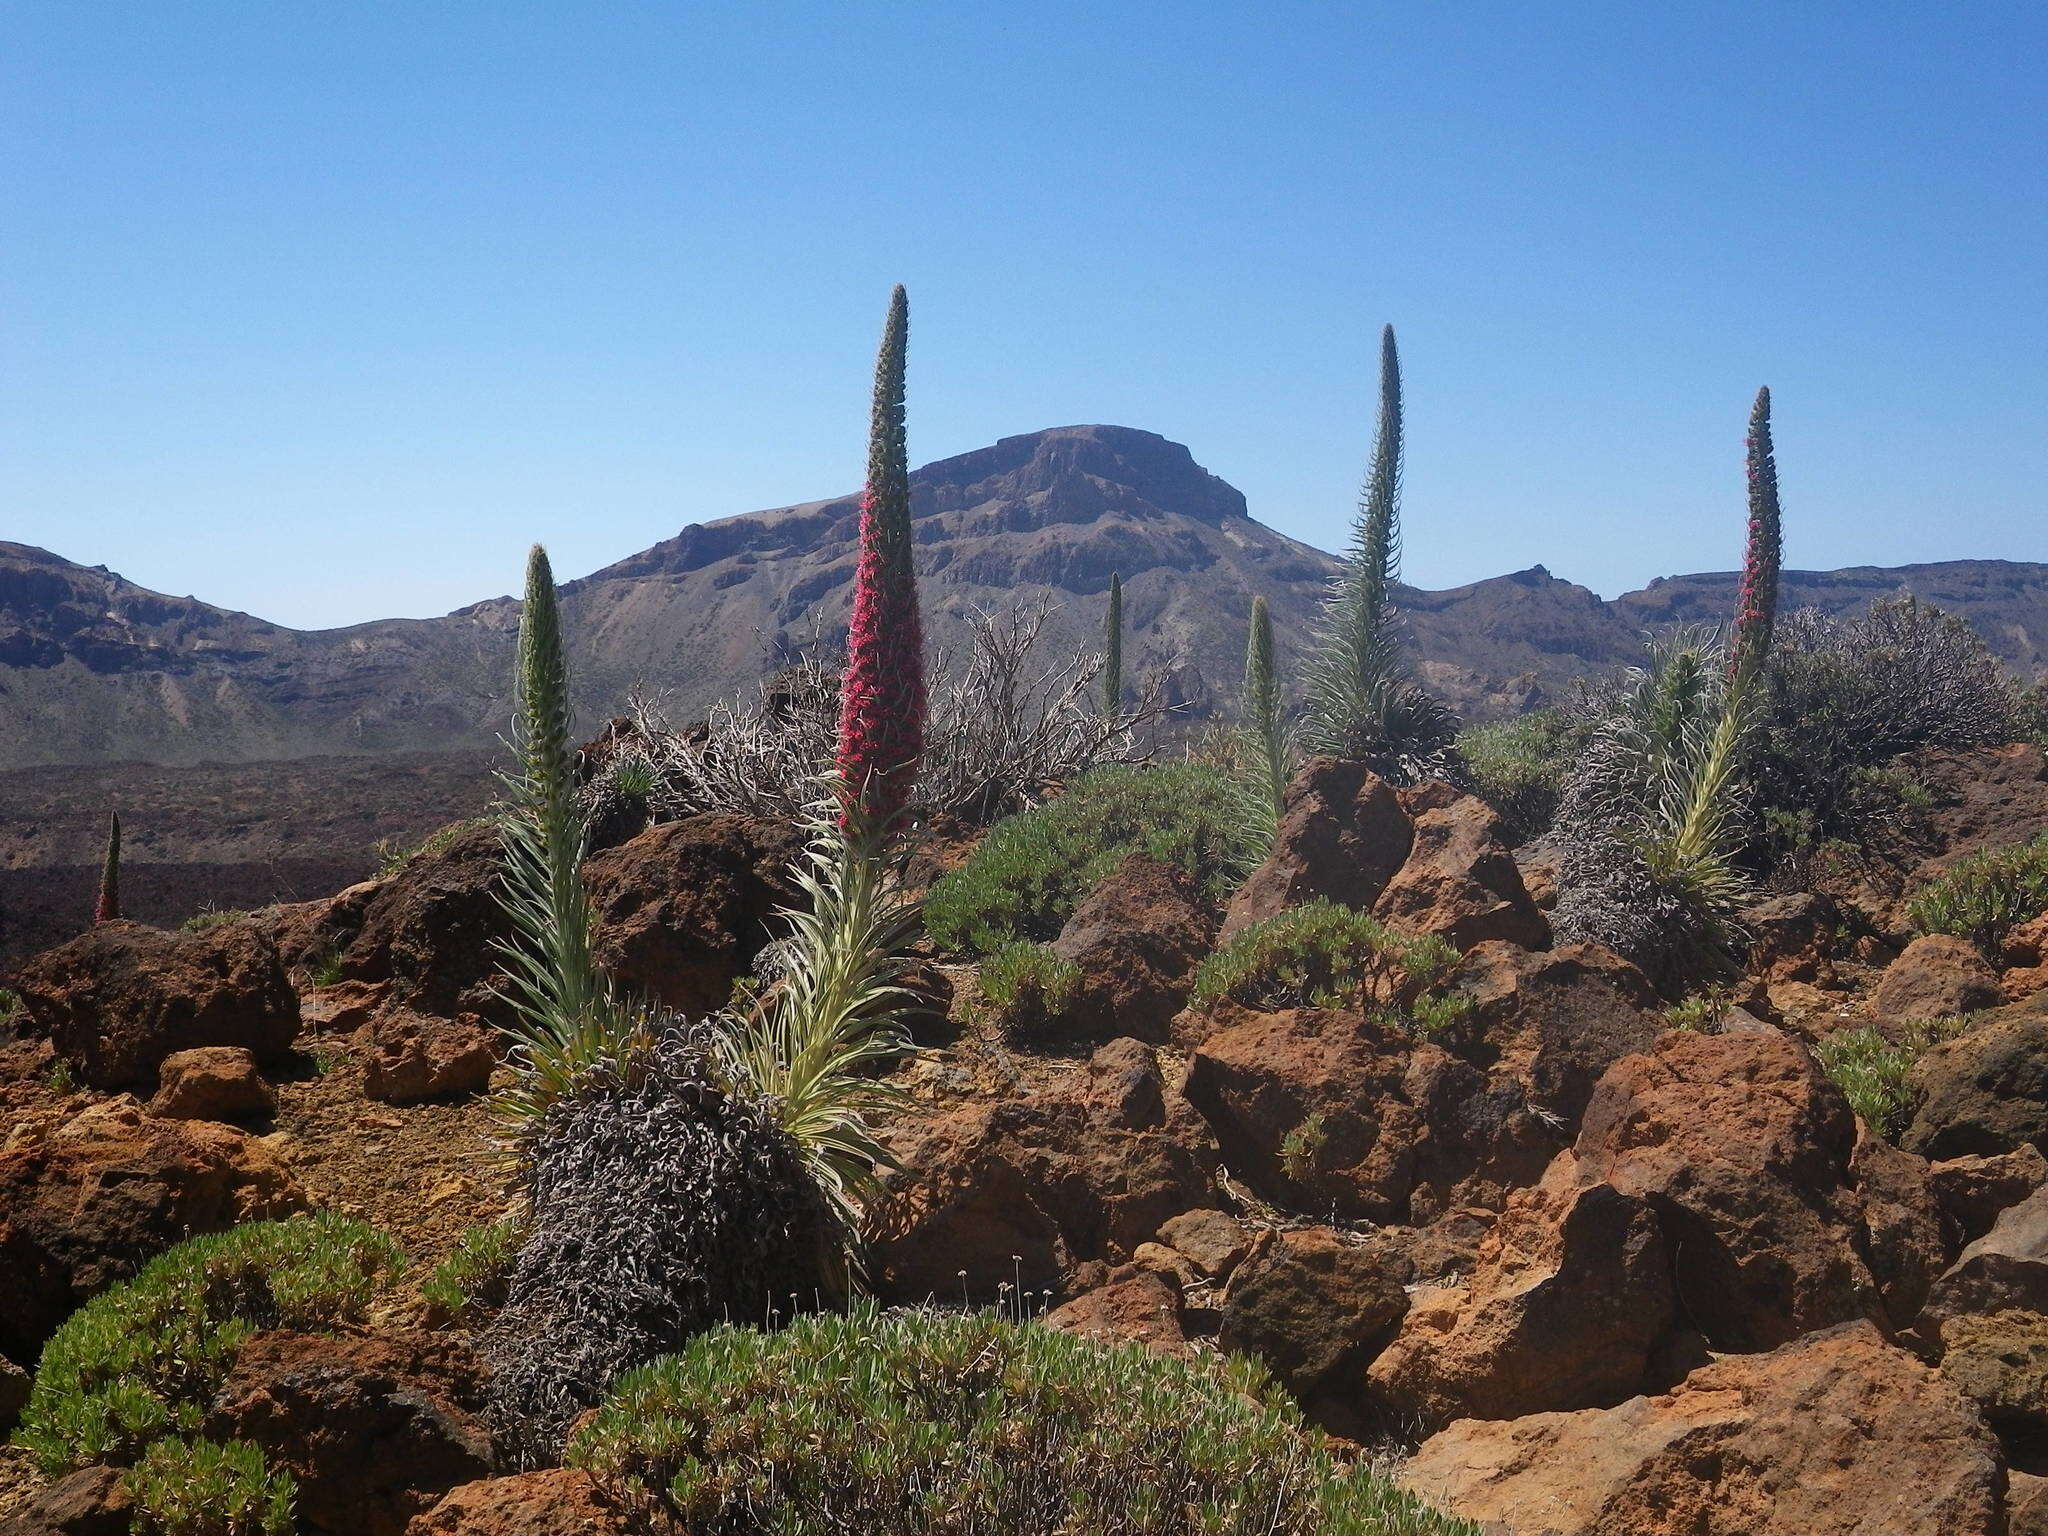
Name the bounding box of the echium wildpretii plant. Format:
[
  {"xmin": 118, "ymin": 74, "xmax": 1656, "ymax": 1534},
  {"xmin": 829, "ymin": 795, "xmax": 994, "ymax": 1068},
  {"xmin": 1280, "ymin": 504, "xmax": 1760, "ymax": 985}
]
[
  {"xmin": 488, "ymin": 545, "xmax": 645, "ymax": 1142},
  {"xmin": 835, "ymin": 284, "xmax": 925, "ymax": 831},
  {"xmin": 1648, "ymin": 387, "xmax": 1783, "ymax": 906},
  {"xmin": 1101, "ymin": 571, "xmax": 1124, "ymax": 718},
  {"xmin": 721, "ymin": 285, "xmax": 923, "ymax": 1243},
  {"xmin": 1299, "ymin": 324, "xmax": 1457, "ymax": 780},
  {"xmin": 1552, "ymin": 387, "xmax": 1786, "ymax": 987},
  {"xmin": 480, "ymin": 548, "xmax": 838, "ymax": 1463},
  {"xmin": 1729, "ymin": 387, "xmax": 1782, "ymax": 687},
  {"xmin": 94, "ymin": 810, "xmax": 121, "ymax": 924},
  {"xmin": 1242, "ymin": 595, "xmax": 1289, "ymax": 836}
]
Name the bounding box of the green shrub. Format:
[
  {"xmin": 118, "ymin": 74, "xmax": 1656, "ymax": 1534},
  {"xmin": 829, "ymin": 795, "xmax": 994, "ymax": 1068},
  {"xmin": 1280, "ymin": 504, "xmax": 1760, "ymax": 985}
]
[
  {"xmin": 306, "ymin": 948, "xmax": 348, "ymax": 989},
  {"xmin": 181, "ymin": 908, "xmax": 251, "ymax": 933},
  {"xmin": 925, "ymin": 763, "xmax": 1261, "ymax": 956},
  {"xmin": 2018, "ymin": 683, "xmax": 2048, "ymax": 749},
  {"xmin": 1188, "ymin": 900, "xmax": 1468, "ymax": 1035},
  {"xmin": 1749, "ymin": 600, "xmax": 2018, "ymax": 881},
  {"xmin": 1814, "ymin": 1017, "xmax": 1974, "ymax": 1140},
  {"xmin": 421, "ymin": 1218, "xmax": 521, "ymax": 1324},
  {"xmin": 1908, "ymin": 835, "xmax": 2048, "ymax": 956},
  {"xmin": 1456, "ymin": 708, "xmax": 1583, "ymax": 841},
  {"xmin": 374, "ymin": 817, "xmax": 489, "ymax": 878},
  {"xmin": 0, "ymin": 986, "xmax": 22, "ymax": 1025},
  {"xmin": 568, "ymin": 1302, "xmax": 1479, "ymax": 1536},
  {"xmin": 125, "ymin": 1436, "xmax": 295, "ymax": 1536},
  {"xmin": 972, "ymin": 941, "xmax": 1082, "ymax": 1044},
  {"xmin": 1659, "ymin": 986, "xmax": 1736, "ymax": 1032},
  {"xmin": 15, "ymin": 1215, "xmax": 403, "ymax": 1477}
]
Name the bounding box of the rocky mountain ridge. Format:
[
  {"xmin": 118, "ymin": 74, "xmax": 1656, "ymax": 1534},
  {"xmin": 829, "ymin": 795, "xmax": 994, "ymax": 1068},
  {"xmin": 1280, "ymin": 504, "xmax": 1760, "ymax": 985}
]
[{"xmin": 3, "ymin": 423, "xmax": 2042, "ymax": 771}]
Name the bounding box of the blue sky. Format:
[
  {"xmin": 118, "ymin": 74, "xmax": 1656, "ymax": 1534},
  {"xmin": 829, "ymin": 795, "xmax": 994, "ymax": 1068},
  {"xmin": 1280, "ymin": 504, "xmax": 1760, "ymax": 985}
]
[{"xmin": 4, "ymin": 2, "xmax": 2042, "ymax": 630}]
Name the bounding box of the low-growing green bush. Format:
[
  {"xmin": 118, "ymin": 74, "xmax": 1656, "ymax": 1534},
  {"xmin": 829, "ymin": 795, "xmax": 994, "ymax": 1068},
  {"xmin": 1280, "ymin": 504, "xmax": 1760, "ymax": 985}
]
[
  {"xmin": 181, "ymin": 907, "xmax": 252, "ymax": 933},
  {"xmin": 125, "ymin": 1435, "xmax": 296, "ymax": 1536},
  {"xmin": 972, "ymin": 941, "xmax": 1081, "ymax": 1044},
  {"xmin": 1188, "ymin": 900, "xmax": 1469, "ymax": 1035},
  {"xmin": 925, "ymin": 763, "xmax": 1262, "ymax": 955},
  {"xmin": 568, "ymin": 1303, "xmax": 1480, "ymax": 1536},
  {"xmin": 421, "ymin": 1218, "xmax": 521, "ymax": 1324},
  {"xmin": 0, "ymin": 986, "xmax": 22, "ymax": 1025},
  {"xmin": 1814, "ymin": 1017, "xmax": 1975, "ymax": 1140},
  {"xmin": 1456, "ymin": 708, "xmax": 1583, "ymax": 841},
  {"xmin": 15, "ymin": 1214, "xmax": 404, "ymax": 1477},
  {"xmin": 1908, "ymin": 834, "xmax": 2048, "ymax": 956},
  {"xmin": 374, "ymin": 817, "xmax": 489, "ymax": 878}
]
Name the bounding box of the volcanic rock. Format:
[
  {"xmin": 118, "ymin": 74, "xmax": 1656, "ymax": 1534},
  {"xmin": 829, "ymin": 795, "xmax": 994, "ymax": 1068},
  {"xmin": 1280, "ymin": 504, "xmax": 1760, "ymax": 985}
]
[
  {"xmin": 1044, "ymin": 1267, "xmax": 1190, "ymax": 1357},
  {"xmin": 207, "ymin": 1329, "xmax": 494, "ymax": 1536},
  {"xmin": 1923, "ymin": 1183, "xmax": 2048, "ymax": 1328},
  {"xmin": 1872, "ymin": 933, "xmax": 2003, "ymax": 1023},
  {"xmin": 1047, "ymin": 855, "xmax": 1214, "ymax": 1045},
  {"xmin": 1220, "ymin": 759, "xmax": 1412, "ymax": 937},
  {"xmin": 1572, "ymin": 1029, "xmax": 1884, "ymax": 1351},
  {"xmin": 1183, "ymin": 1003, "xmax": 1561, "ymax": 1225},
  {"xmin": 870, "ymin": 1039, "xmax": 1216, "ymax": 1305},
  {"xmin": 1401, "ymin": 1321, "xmax": 2005, "ymax": 1536},
  {"xmin": 0, "ymin": 1466, "xmax": 133, "ymax": 1536},
  {"xmin": 1218, "ymin": 1227, "xmax": 1408, "ymax": 1427},
  {"xmin": 581, "ymin": 813, "xmax": 803, "ymax": 1015},
  {"xmin": 1367, "ymin": 1153, "xmax": 1677, "ymax": 1432},
  {"xmin": 1373, "ymin": 793, "xmax": 1547, "ymax": 951},
  {"xmin": 1904, "ymin": 999, "xmax": 2048, "ymax": 1160},
  {"xmin": 0, "ymin": 1098, "xmax": 303, "ymax": 1367},
  {"xmin": 359, "ymin": 1010, "xmax": 499, "ymax": 1104},
  {"xmin": 403, "ymin": 1472, "xmax": 633, "ymax": 1536},
  {"xmin": 12, "ymin": 919, "xmax": 297, "ymax": 1089},
  {"xmin": 146, "ymin": 1046, "xmax": 274, "ymax": 1122},
  {"xmin": 1929, "ymin": 1144, "xmax": 2048, "ymax": 1248}
]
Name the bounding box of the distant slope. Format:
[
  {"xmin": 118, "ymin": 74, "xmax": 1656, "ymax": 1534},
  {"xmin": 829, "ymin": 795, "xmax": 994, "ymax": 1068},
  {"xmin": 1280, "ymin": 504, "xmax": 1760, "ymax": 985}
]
[{"xmin": 2, "ymin": 424, "xmax": 2042, "ymax": 770}]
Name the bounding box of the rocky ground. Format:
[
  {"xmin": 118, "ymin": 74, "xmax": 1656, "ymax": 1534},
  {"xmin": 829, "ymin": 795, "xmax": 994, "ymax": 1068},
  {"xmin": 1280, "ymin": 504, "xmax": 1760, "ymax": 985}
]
[{"xmin": 3, "ymin": 745, "xmax": 2048, "ymax": 1532}]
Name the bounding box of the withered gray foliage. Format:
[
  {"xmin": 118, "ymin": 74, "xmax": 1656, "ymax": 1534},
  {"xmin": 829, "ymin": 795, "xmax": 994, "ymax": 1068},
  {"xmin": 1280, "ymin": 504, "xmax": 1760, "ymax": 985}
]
[{"xmin": 480, "ymin": 1020, "xmax": 834, "ymax": 1465}]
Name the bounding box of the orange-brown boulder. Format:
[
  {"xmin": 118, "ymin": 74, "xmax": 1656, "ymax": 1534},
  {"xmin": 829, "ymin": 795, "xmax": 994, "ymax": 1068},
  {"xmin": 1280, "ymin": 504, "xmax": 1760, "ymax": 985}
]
[
  {"xmin": 1220, "ymin": 759, "xmax": 1412, "ymax": 938},
  {"xmin": 331, "ymin": 822, "xmax": 507, "ymax": 1020},
  {"xmin": 1923, "ymin": 1183, "xmax": 2048, "ymax": 1329},
  {"xmin": 0, "ymin": 1098, "xmax": 302, "ymax": 1367},
  {"xmin": 403, "ymin": 1471, "xmax": 632, "ymax": 1536},
  {"xmin": 1450, "ymin": 940, "xmax": 1660, "ymax": 1122},
  {"xmin": 1928, "ymin": 1144, "xmax": 2048, "ymax": 1247},
  {"xmin": 13, "ymin": 919, "xmax": 297, "ymax": 1089},
  {"xmin": 1401, "ymin": 1321, "xmax": 2006, "ymax": 1536},
  {"xmin": 870, "ymin": 1039, "xmax": 1216, "ymax": 1305},
  {"xmin": 1183, "ymin": 1004, "xmax": 1561, "ymax": 1225},
  {"xmin": 1573, "ymin": 1029, "xmax": 1884, "ymax": 1350},
  {"xmin": 1904, "ymin": 999, "xmax": 2048, "ymax": 1160},
  {"xmin": 1044, "ymin": 1267, "xmax": 1190, "ymax": 1357},
  {"xmin": 581, "ymin": 813, "xmax": 803, "ymax": 1015},
  {"xmin": 1374, "ymin": 794, "xmax": 1547, "ymax": 951},
  {"xmin": 0, "ymin": 1465, "xmax": 132, "ymax": 1536},
  {"xmin": 207, "ymin": 1329, "xmax": 493, "ymax": 1536},
  {"xmin": 359, "ymin": 1010, "xmax": 498, "ymax": 1104},
  {"xmin": 146, "ymin": 1046, "xmax": 275, "ymax": 1122},
  {"xmin": 1046, "ymin": 855, "xmax": 1214, "ymax": 1045},
  {"xmin": 1218, "ymin": 1227, "xmax": 1408, "ymax": 1429},
  {"xmin": 1367, "ymin": 1153, "xmax": 1677, "ymax": 1432},
  {"xmin": 1872, "ymin": 933, "xmax": 2003, "ymax": 1022}
]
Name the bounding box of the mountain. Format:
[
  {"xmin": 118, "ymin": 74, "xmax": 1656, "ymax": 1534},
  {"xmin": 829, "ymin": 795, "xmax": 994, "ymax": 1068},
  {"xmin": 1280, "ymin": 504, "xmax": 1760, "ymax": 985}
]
[{"xmin": 2, "ymin": 423, "xmax": 2042, "ymax": 773}]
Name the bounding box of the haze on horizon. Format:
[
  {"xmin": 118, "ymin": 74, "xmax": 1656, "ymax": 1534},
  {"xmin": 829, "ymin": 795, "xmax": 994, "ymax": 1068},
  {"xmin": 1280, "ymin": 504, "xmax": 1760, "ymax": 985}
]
[{"xmin": 5, "ymin": 3, "xmax": 2043, "ymax": 631}]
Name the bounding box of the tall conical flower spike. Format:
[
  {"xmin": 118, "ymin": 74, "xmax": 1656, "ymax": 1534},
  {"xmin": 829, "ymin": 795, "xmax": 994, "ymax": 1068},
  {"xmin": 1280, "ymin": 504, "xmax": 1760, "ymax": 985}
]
[
  {"xmin": 1102, "ymin": 572, "xmax": 1124, "ymax": 718},
  {"xmin": 1730, "ymin": 386, "xmax": 1783, "ymax": 685},
  {"xmin": 94, "ymin": 811, "xmax": 121, "ymax": 924},
  {"xmin": 835, "ymin": 285, "xmax": 926, "ymax": 828}
]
